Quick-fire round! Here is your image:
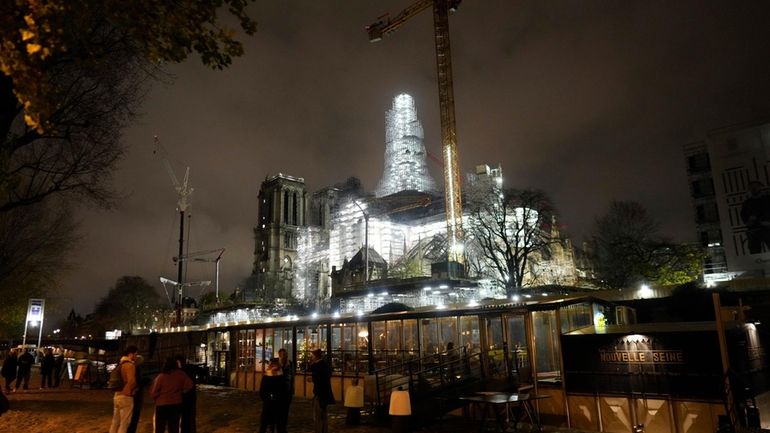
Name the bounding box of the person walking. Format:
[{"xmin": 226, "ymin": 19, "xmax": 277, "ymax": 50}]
[
  {"xmin": 308, "ymin": 349, "xmax": 335, "ymax": 433},
  {"xmin": 259, "ymin": 358, "xmax": 289, "ymax": 433},
  {"xmin": 109, "ymin": 346, "xmax": 138, "ymax": 433},
  {"xmin": 277, "ymin": 348, "xmax": 294, "ymax": 433},
  {"xmin": 126, "ymin": 353, "xmax": 147, "ymax": 433},
  {"xmin": 1, "ymin": 349, "xmax": 17, "ymax": 393},
  {"xmin": 175, "ymin": 355, "xmax": 197, "ymax": 433},
  {"xmin": 53, "ymin": 347, "xmax": 65, "ymax": 388},
  {"xmin": 40, "ymin": 347, "xmax": 55, "ymax": 389},
  {"xmin": 15, "ymin": 349, "xmax": 34, "ymax": 391},
  {"xmin": 150, "ymin": 357, "xmax": 193, "ymax": 433}
]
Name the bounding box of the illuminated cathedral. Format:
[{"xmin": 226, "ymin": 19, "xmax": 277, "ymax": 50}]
[{"xmin": 252, "ymin": 94, "xmax": 578, "ymax": 312}]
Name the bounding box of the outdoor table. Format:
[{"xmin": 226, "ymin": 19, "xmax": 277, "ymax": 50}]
[{"xmin": 457, "ymin": 392, "xmax": 549, "ymax": 432}]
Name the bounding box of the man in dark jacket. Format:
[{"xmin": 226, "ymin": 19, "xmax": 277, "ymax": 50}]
[
  {"xmin": 277, "ymin": 348, "xmax": 294, "ymax": 433},
  {"xmin": 53, "ymin": 346, "xmax": 65, "ymax": 388},
  {"xmin": 126, "ymin": 354, "xmax": 147, "ymax": 433},
  {"xmin": 260, "ymin": 358, "xmax": 289, "ymax": 433},
  {"xmin": 308, "ymin": 349, "xmax": 335, "ymax": 433},
  {"xmin": 1, "ymin": 349, "xmax": 17, "ymax": 392},
  {"xmin": 16, "ymin": 349, "xmax": 34, "ymax": 391},
  {"xmin": 0, "ymin": 387, "xmax": 8, "ymax": 416},
  {"xmin": 40, "ymin": 347, "xmax": 55, "ymax": 388},
  {"xmin": 175, "ymin": 355, "xmax": 197, "ymax": 433}
]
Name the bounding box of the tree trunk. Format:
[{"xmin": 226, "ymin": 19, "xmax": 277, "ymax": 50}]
[{"xmin": 0, "ymin": 73, "xmax": 19, "ymax": 142}]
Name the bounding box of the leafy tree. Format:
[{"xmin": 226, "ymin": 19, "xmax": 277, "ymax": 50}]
[
  {"xmin": 591, "ymin": 201, "xmax": 704, "ymax": 288},
  {"xmin": 0, "ymin": 1, "xmax": 256, "ymax": 212},
  {"xmin": 465, "ymin": 181, "xmax": 559, "ymax": 297},
  {"xmin": 0, "ymin": 0, "xmax": 256, "ymax": 133},
  {"xmin": 0, "ymin": 2, "xmax": 256, "ymax": 333},
  {"xmin": 93, "ymin": 276, "xmax": 164, "ymax": 332}
]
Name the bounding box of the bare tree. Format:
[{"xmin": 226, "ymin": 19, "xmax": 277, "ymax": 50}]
[
  {"xmin": 465, "ymin": 182, "xmax": 559, "ymax": 297},
  {"xmin": 1, "ymin": 29, "xmax": 149, "ymax": 212},
  {"xmin": 0, "ymin": 201, "xmax": 78, "ymax": 337}
]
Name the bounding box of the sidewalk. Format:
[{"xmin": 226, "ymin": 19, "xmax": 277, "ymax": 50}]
[{"xmin": 0, "ymin": 373, "xmax": 601, "ymax": 433}]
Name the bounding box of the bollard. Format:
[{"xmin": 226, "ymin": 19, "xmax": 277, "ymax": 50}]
[
  {"xmin": 389, "ymin": 388, "xmax": 411, "ymax": 433},
  {"xmin": 344, "ymin": 380, "xmax": 365, "ymax": 425}
]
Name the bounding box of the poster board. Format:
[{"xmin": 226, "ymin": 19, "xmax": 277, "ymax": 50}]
[{"xmin": 73, "ymin": 363, "xmax": 89, "ymax": 388}]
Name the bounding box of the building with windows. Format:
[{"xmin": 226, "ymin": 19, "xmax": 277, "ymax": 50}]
[{"xmin": 684, "ymin": 119, "xmax": 770, "ymax": 282}]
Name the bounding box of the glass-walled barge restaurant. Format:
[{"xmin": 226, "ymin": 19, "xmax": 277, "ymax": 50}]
[{"xmin": 123, "ymin": 294, "xmax": 768, "ymax": 433}]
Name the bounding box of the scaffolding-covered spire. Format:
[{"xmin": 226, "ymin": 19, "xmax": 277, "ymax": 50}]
[{"xmin": 376, "ymin": 94, "xmax": 437, "ymax": 197}]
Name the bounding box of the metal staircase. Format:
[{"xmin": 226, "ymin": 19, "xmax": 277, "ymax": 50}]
[{"xmin": 371, "ymin": 346, "xmax": 500, "ymax": 424}]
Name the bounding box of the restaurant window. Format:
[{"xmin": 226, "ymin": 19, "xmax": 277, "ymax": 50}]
[
  {"xmin": 421, "ymin": 319, "xmax": 439, "ymax": 357},
  {"xmin": 459, "ymin": 316, "xmax": 480, "ymax": 354},
  {"xmin": 274, "ymin": 327, "xmax": 294, "ymax": 369},
  {"xmin": 386, "ymin": 320, "xmax": 404, "ymax": 364},
  {"xmin": 237, "ymin": 329, "xmax": 256, "ymax": 371},
  {"xmin": 263, "ymin": 328, "xmax": 275, "ymax": 366},
  {"xmin": 329, "ymin": 322, "xmax": 367, "ymax": 374},
  {"xmin": 438, "ymin": 316, "xmax": 458, "ymax": 352},
  {"xmin": 403, "ymin": 319, "xmax": 418, "ymax": 356},
  {"xmin": 298, "ymin": 325, "xmax": 327, "ymax": 372},
  {"xmin": 506, "ymin": 315, "xmax": 529, "ymax": 371},
  {"xmin": 485, "ymin": 316, "xmax": 505, "ymax": 379},
  {"xmin": 420, "ymin": 316, "xmax": 458, "ymax": 356},
  {"xmin": 532, "ymin": 310, "xmax": 561, "ymax": 379},
  {"xmin": 372, "ymin": 321, "xmax": 387, "ymax": 368},
  {"xmin": 560, "ymin": 302, "xmax": 592, "ymax": 334},
  {"xmin": 253, "ymin": 329, "xmax": 265, "ymax": 372},
  {"xmin": 331, "ymin": 324, "xmax": 344, "ymax": 373}
]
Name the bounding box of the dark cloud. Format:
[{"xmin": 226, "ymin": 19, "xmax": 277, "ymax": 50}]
[{"xmin": 57, "ymin": 1, "xmax": 770, "ymax": 314}]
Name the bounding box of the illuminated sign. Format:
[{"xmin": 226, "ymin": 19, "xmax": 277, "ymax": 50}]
[
  {"xmin": 562, "ymin": 330, "xmax": 724, "ymax": 399},
  {"xmin": 598, "ymin": 349, "xmax": 684, "ymax": 364},
  {"xmin": 26, "ymin": 298, "xmax": 44, "ymax": 323}
]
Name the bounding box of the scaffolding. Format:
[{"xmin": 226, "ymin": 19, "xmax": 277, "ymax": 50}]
[{"xmin": 376, "ymin": 94, "xmax": 437, "ymax": 197}]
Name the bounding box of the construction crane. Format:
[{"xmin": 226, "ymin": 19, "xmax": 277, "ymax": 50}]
[
  {"xmin": 174, "ymin": 248, "xmax": 226, "ymax": 303},
  {"xmin": 154, "ymin": 136, "xmax": 193, "ymax": 325},
  {"xmin": 366, "ymin": 0, "xmax": 465, "ymax": 269},
  {"xmin": 159, "ymin": 277, "xmax": 211, "ymax": 309}
]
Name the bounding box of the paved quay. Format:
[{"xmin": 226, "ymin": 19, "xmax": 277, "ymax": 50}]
[{"xmin": 0, "ymin": 374, "xmax": 600, "ymax": 433}]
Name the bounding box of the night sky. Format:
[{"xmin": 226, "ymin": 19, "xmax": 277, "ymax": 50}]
[{"xmin": 59, "ymin": 1, "xmax": 770, "ymax": 316}]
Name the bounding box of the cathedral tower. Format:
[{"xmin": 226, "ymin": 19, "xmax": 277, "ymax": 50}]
[{"xmin": 253, "ymin": 173, "xmax": 306, "ymax": 301}]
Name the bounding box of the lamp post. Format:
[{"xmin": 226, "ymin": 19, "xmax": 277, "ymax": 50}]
[{"xmin": 353, "ymin": 200, "xmax": 370, "ymax": 282}]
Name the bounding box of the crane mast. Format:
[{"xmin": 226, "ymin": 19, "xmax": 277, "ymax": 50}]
[
  {"xmin": 366, "ymin": 0, "xmax": 465, "ymax": 266},
  {"xmin": 154, "ymin": 136, "xmax": 193, "ymax": 325}
]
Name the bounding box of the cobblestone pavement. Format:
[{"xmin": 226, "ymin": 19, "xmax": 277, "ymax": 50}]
[{"xmin": 0, "ymin": 374, "xmax": 600, "ymax": 433}]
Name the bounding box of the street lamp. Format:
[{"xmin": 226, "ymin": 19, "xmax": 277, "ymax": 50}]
[
  {"xmin": 638, "ymin": 284, "xmax": 653, "ymax": 299},
  {"xmin": 352, "ymin": 200, "xmax": 370, "ymax": 282}
]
